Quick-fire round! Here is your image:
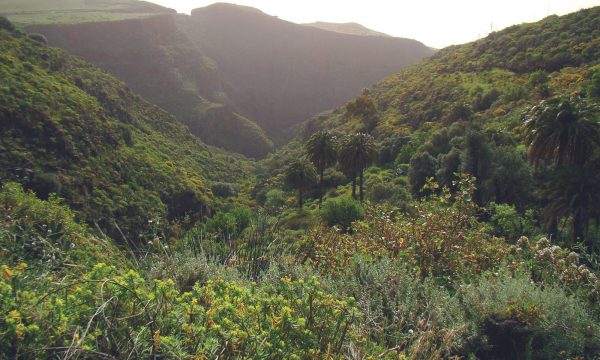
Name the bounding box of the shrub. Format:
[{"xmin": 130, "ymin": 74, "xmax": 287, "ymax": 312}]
[
  {"xmin": 461, "ymin": 272, "xmax": 599, "ymax": 358},
  {"xmin": 0, "ymin": 263, "xmax": 360, "ymax": 358},
  {"xmin": 28, "ymin": 172, "xmax": 62, "ymax": 199},
  {"xmin": 0, "ymin": 182, "xmax": 117, "ymax": 271},
  {"xmin": 320, "ymin": 196, "xmax": 364, "ymax": 231},
  {"xmin": 587, "ymin": 68, "xmax": 600, "ymax": 99},
  {"xmin": 503, "ymin": 84, "xmax": 527, "ymax": 102},
  {"xmin": 211, "ymin": 182, "xmax": 238, "ymax": 198},
  {"xmin": 308, "ymin": 177, "xmax": 508, "ymax": 280},
  {"xmin": 489, "ymin": 203, "xmax": 524, "ymax": 241},
  {"xmin": 203, "ymin": 206, "xmax": 252, "ymax": 239},
  {"xmin": 264, "ymin": 189, "xmax": 286, "ymax": 213},
  {"xmin": 367, "ymin": 180, "xmax": 411, "ymax": 206},
  {"xmin": 473, "ymin": 88, "xmax": 500, "ymax": 111}
]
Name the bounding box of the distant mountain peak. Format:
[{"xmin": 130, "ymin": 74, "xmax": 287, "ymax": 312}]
[
  {"xmin": 303, "ymin": 21, "xmax": 391, "ymax": 37},
  {"xmin": 191, "ymin": 2, "xmax": 267, "ymax": 17}
]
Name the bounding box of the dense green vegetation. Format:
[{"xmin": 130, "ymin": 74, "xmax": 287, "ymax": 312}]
[
  {"xmin": 260, "ymin": 6, "xmax": 600, "ymax": 252},
  {"xmin": 1, "ymin": 6, "xmax": 600, "ymax": 359},
  {"xmin": 0, "ymin": 24, "xmax": 253, "ymax": 241}
]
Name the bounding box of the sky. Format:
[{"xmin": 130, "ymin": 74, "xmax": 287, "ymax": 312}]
[{"xmin": 147, "ymin": 0, "xmax": 599, "ymax": 48}]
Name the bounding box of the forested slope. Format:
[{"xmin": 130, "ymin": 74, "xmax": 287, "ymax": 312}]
[
  {"xmin": 0, "ymin": 22, "xmax": 253, "ymax": 240},
  {"xmin": 260, "ymin": 6, "xmax": 600, "ymax": 248}
]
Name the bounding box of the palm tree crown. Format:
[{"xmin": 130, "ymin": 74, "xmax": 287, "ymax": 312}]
[
  {"xmin": 524, "ymin": 97, "xmax": 600, "ymax": 167},
  {"xmin": 523, "ymin": 96, "xmax": 600, "ymax": 252},
  {"xmin": 283, "ymin": 158, "xmax": 318, "ymax": 208},
  {"xmin": 305, "ymin": 131, "xmax": 338, "ymax": 206},
  {"xmin": 338, "ymin": 133, "xmax": 377, "ymax": 201}
]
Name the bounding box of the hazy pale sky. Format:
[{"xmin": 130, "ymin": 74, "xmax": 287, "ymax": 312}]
[{"xmin": 147, "ymin": 0, "xmax": 599, "ymax": 48}]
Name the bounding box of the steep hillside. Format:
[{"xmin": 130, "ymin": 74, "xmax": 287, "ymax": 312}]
[
  {"xmin": 0, "ymin": 0, "xmax": 172, "ymax": 24},
  {"xmin": 299, "ymin": 6, "xmax": 600, "ymax": 153},
  {"xmin": 27, "ymin": 15, "xmax": 274, "ymax": 158},
  {"xmin": 181, "ymin": 3, "xmax": 435, "ymax": 140},
  {"xmin": 303, "ymin": 22, "xmax": 391, "ymax": 37},
  {"xmin": 0, "ymin": 22, "xmax": 253, "ymax": 240},
  {"xmin": 260, "ymin": 6, "xmax": 600, "ymax": 225}
]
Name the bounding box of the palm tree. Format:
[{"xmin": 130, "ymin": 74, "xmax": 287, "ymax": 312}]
[
  {"xmin": 305, "ymin": 131, "xmax": 338, "ymax": 207},
  {"xmin": 338, "ymin": 133, "xmax": 377, "ymax": 202},
  {"xmin": 523, "ymin": 97, "xmax": 600, "ymax": 167},
  {"xmin": 523, "ymin": 96, "xmax": 600, "ymax": 250},
  {"xmin": 283, "ymin": 158, "xmax": 318, "ymax": 208},
  {"xmin": 542, "ymin": 165, "xmax": 600, "ymax": 250}
]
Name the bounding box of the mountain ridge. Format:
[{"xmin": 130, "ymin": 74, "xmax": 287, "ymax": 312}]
[
  {"xmin": 9, "ymin": 1, "xmax": 434, "ymax": 156},
  {"xmin": 184, "ymin": 3, "xmax": 434, "ymax": 140},
  {"xmin": 303, "ymin": 21, "xmax": 391, "ymax": 37}
]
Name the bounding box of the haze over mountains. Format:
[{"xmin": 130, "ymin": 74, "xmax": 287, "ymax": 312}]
[{"xmin": 11, "ymin": 1, "xmax": 434, "ymax": 157}]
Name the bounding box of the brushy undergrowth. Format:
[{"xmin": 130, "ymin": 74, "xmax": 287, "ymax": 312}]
[{"xmin": 1, "ymin": 172, "xmax": 599, "ymax": 359}]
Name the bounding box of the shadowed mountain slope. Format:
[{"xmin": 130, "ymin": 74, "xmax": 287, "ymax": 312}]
[
  {"xmin": 26, "ymin": 14, "xmax": 274, "ymax": 158},
  {"xmin": 180, "ymin": 3, "xmax": 435, "ymax": 140}
]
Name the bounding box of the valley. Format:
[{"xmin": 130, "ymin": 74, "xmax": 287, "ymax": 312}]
[{"xmin": 0, "ymin": 2, "xmax": 599, "ymax": 358}]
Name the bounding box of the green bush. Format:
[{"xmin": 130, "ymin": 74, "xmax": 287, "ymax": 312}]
[
  {"xmin": 211, "ymin": 182, "xmax": 238, "ymax": 198},
  {"xmin": 29, "ymin": 172, "xmax": 62, "ymax": 199},
  {"xmin": 0, "ymin": 182, "xmax": 118, "ymax": 271},
  {"xmin": 587, "ymin": 68, "xmax": 600, "ymax": 99},
  {"xmin": 489, "ymin": 203, "xmax": 525, "ymax": 241},
  {"xmin": 504, "ymin": 84, "xmax": 527, "ymax": 101},
  {"xmin": 320, "ymin": 196, "xmax": 364, "ymax": 231},
  {"xmin": 461, "ymin": 272, "xmax": 599, "ymax": 359},
  {"xmin": 203, "ymin": 206, "xmax": 252, "ymax": 239},
  {"xmin": 0, "ymin": 262, "xmax": 360, "ymax": 359},
  {"xmin": 264, "ymin": 189, "xmax": 287, "ymax": 213}
]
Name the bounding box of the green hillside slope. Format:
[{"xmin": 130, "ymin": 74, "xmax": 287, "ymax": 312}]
[
  {"xmin": 259, "ymin": 6, "xmax": 600, "ymax": 247},
  {"xmin": 300, "ymin": 6, "xmax": 600, "ymax": 159},
  {"xmin": 0, "ymin": 22, "xmax": 253, "ymax": 240},
  {"xmin": 26, "ymin": 15, "xmax": 274, "ymax": 158}
]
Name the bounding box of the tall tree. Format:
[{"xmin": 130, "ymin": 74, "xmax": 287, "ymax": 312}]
[
  {"xmin": 283, "ymin": 158, "xmax": 318, "ymax": 209},
  {"xmin": 305, "ymin": 131, "xmax": 338, "ymax": 207},
  {"xmin": 542, "ymin": 164, "xmax": 600, "ymax": 247},
  {"xmin": 524, "ymin": 97, "xmax": 600, "ymax": 167},
  {"xmin": 523, "ymin": 97, "xmax": 600, "ymax": 250},
  {"xmin": 338, "ymin": 133, "xmax": 377, "ymax": 202}
]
